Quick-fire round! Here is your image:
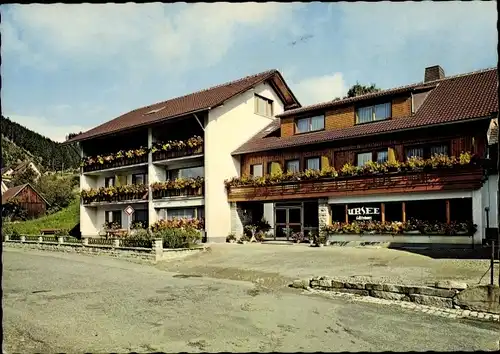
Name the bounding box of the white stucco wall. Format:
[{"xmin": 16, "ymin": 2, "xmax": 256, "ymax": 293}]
[{"xmin": 204, "ymin": 82, "xmax": 285, "ymax": 241}]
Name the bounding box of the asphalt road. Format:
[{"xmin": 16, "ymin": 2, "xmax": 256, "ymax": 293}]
[{"xmin": 2, "ymin": 249, "xmax": 500, "ymax": 352}]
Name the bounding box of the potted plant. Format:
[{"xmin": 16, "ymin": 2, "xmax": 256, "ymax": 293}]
[
  {"xmin": 226, "ymin": 233, "xmax": 237, "ymax": 243},
  {"xmin": 291, "ymin": 231, "xmax": 305, "ymax": 244},
  {"xmin": 310, "ymin": 231, "xmax": 327, "ymax": 247},
  {"xmin": 239, "ymin": 234, "xmax": 250, "ymax": 244}
]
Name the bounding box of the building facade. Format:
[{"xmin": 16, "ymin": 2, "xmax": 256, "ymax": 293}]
[
  {"xmin": 65, "ymin": 70, "xmax": 300, "ymax": 242},
  {"xmin": 228, "ymin": 66, "xmax": 498, "ymax": 247}
]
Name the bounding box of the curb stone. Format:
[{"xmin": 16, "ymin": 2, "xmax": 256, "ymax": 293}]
[{"xmin": 300, "ymin": 286, "xmax": 500, "ymax": 323}]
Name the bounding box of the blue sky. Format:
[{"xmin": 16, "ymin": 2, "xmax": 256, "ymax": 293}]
[{"xmin": 1, "ymin": 2, "xmax": 497, "ymax": 142}]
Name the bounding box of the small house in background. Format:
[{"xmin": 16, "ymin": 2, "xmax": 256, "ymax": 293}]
[
  {"xmin": 1, "ymin": 161, "xmax": 42, "ymax": 184},
  {"xmin": 1, "ymin": 183, "xmax": 49, "ymax": 219}
]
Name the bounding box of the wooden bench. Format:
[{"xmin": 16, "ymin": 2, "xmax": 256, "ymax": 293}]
[{"xmin": 40, "ymin": 228, "xmax": 61, "ymax": 235}]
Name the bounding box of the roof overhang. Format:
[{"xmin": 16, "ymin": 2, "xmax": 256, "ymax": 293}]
[{"xmin": 232, "ymin": 114, "xmax": 496, "ymax": 156}]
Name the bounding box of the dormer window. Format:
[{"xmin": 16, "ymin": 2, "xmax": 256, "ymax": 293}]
[
  {"xmin": 356, "ymin": 102, "xmax": 391, "ymax": 124},
  {"xmin": 296, "ymin": 115, "xmax": 325, "ymax": 134},
  {"xmin": 255, "ymin": 94, "xmax": 273, "ymax": 117}
]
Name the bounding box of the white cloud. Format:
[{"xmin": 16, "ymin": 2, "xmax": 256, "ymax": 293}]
[
  {"xmin": 2, "ymin": 3, "xmax": 304, "ymax": 74},
  {"xmin": 287, "ymin": 73, "xmax": 347, "ymax": 106},
  {"xmin": 6, "ymin": 114, "xmax": 90, "ymax": 142}
]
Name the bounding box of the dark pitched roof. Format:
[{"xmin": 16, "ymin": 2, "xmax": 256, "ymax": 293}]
[
  {"xmin": 2, "ymin": 183, "xmax": 28, "ymax": 204},
  {"xmin": 233, "ymin": 67, "xmax": 498, "ymax": 155},
  {"xmin": 66, "ymin": 69, "xmax": 301, "ymax": 144},
  {"xmin": 1, "ymin": 183, "xmax": 49, "ymax": 205}
]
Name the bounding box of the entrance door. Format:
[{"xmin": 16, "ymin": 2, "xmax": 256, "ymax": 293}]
[{"xmin": 274, "ymin": 206, "xmax": 302, "ymax": 240}]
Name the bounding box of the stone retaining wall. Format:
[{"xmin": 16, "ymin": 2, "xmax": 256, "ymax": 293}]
[
  {"xmin": 291, "ymin": 276, "xmax": 500, "ymax": 315},
  {"xmin": 3, "ymin": 239, "xmax": 207, "ymax": 264}
]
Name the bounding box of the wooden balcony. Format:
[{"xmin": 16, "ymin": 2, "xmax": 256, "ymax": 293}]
[{"xmin": 227, "ymin": 166, "xmax": 485, "ymax": 202}]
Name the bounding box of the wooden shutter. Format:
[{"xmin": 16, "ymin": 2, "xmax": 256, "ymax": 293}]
[
  {"xmin": 321, "ymin": 156, "xmax": 330, "ymax": 169},
  {"xmin": 270, "ymin": 162, "xmax": 282, "ymax": 174},
  {"xmin": 115, "ymin": 175, "xmax": 126, "ymax": 186},
  {"xmin": 387, "ymin": 147, "xmax": 396, "ymax": 163}
]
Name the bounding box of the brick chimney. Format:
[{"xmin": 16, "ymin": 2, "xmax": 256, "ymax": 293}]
[{"xmin": 424, "ymin": 65, "xmax": 445, "ymax": 82}]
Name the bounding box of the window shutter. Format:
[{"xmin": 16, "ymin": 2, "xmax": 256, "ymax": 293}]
[
  {"xmin": 115, "ymin": 175, "xmax": 125, "ymax": 186},
  {"xmin": 387, "ymin": 147, "xmax": 396, "ymax": 163},
  {"xmin": 270, "ymin": 162, "xmax": 282, "ymax": 174},
  {"xmin": 321, "ymin": 156, "xmax": 330, "ymax": 170}
]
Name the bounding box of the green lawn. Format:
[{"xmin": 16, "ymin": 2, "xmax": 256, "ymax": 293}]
[{"xmin": 7, "ymin": 198, "xmax": 80, "ymax": 235}]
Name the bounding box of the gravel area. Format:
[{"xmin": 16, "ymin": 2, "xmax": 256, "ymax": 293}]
[{"xmin": 158, "ymin": 243, "xmax": 500, "ymax": 288}]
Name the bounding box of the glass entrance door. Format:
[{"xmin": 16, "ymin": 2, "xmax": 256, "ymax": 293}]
[{"xmin": 274, "ymin": 206, "xmax": 302, "ymax": 240}]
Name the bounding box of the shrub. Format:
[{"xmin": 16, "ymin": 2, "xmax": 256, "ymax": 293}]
[
  {"xmin": 151, "ymin": 218, "xmax": 204, "ymax": 232},
  {"xmin": 54, "ymin": 229, "xmax": 69, "ymax": 236},
  {"xmin": 226, "ymin": 233, "xmax": 236, "ymax": 243},
  {"xmin": 154, "ymin": 227, "xmax": 201, "ymax": 249},
  {"xmin": 35, "ymin": 174, "xmax": 75, "ymax": 211}
]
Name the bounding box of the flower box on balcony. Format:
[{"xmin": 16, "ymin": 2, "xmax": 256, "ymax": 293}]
[
  {"xmin": 82, "ymin": 154, "xmax": 148, "ymax": 173},
  {"xmin": 152, "ymin": 146, "xmax": 203, "ymax": 162},
  {"xmin": 227, "ymin": 164, "xmax": 484, "ymax": 202},
  {"xmin": 152, "ymin": 187, "xmax": 203, "ymax": 199}
]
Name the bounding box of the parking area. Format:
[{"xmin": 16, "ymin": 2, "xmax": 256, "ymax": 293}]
[
  {"xmin": 156, "ymin": 243, "xmax": 500, "ymax": 288},
  {"xmin": 3, "ymin": 248, "xmax": 500, "ymax": 352}
]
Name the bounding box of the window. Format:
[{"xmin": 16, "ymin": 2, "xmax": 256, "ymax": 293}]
[
  {"xmin": 286, "ymin": 159, "xmax": 300, "ymax": 173},
  {"xmin": 250, "ymin": 164, "xmax": 263, "ymax": 177},
  {"xmin": 430, "ymin": 144, "xmax": 448, "ymax": 156},
  {"xmin": 356, "ymin": 152, "xmax": 373, "ymax": 167},
  {"xmin": 306, "ymin": 157, "xmax": 320, "ymax": 170},
  {"xmin": 376, "ymin": 150, "xmax": 388, "ymax": 163},
  {"xmin": 105, "ymin": 176, "xmax": 115, "ymax": 187},
  {"xmin": 405, "ymin": 143, "xmax": 449, "ymax": 160},
  {"xmin": 254, "ymin": 95, "xmax": 273, "ymax": 117},
  {"xmin": 106, "ymin": 210, "xmax": 122, "ymax": 226},
  {"xmin": 167, "ymin": 166, "xmax": 204, "ymax": 180},
  {"xmin": 296, "ymin": 115, "xmax": 325, "ymax": 134},
  {"xmin": 132, "ymin": 173, "xmax": 148, "ymax": 185},
  {"xmin": 406, "ymin": 147, "xmax": 424, "ymax": 159},
  {"xmin": 133, "ymin": 209, "xmax": 148, "ymax": 224},
  {"xmin": 356, "ymin": 103, "xmax": 391, "ymax": 124}
]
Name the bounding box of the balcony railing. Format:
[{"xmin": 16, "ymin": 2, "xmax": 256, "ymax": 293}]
[
  {"xmin": 153, "ymin": 146, "xmax": 203, "ymax": 161},
  {"xmin": 151, "ymin": 177, "xmax": 204, "ymax": 199},
  {"xmin": 81, "ymin": 185, "xmax": 149, "ymax": 205},
  {"xmin": 82, "ymin": 150, "xmax": 148, "ymax": 173},
  {"xmin": 81, "ymin": 136, "xmax": 203, "ymax": 173},
  {"xmin": 226, "ymin": 154, "xmax": 485, "ymax": 202},
  {"xmin": 152, "ymin": 136, "xmax": 203, "ymax": 162}
]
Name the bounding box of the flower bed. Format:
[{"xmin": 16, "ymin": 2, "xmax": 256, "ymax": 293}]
[
  {"xmin": 151, "ymin": 177, "xmax": 204, "ymax": 199},
  {"xmin": 321, "ymin": 219, "xmax": 477, "ymax": 237},
  {"xmin": 151, "ymin": 218, "xmax": 204, "ymax": 232},
  {"xmin": 152, "ymin": 136, "xmax": 203, "ymax": 161},
  {"xmin": 80, "ymin": 136, "xmax": 203, "ymax": 172},
  {"xmin": 224, "ymin": 152, "xmax": 477, "ymax": 189},
  {"xmin": 81, "ymin": 184, "xmax": 149, "ymax": 204}
]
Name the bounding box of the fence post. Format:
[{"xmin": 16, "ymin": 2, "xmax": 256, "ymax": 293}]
[
  {"xmin": 20, "ymin": 235, "xmax": 26, "ymax": 242},
  {"xmin": 82, "ymin": 237, "xmax": 89, "ymax": 246},
  {"xmin": 152, "ymin": 238, "xmax": 163, "ymax": 261},
  {"xmin": 4, "ymin": 235, "xmax": 9, "ymax": 242},
  {"xmin": 38, "ymin": 236, "xmax": 43, "ymax": 243},
  {"xmin": 113, "ymin": 238, "xmax": 120, "ymax": 248},
  {"xmin": 58, "ymin": 236, "xmax": 64, "ymax": 244}
]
